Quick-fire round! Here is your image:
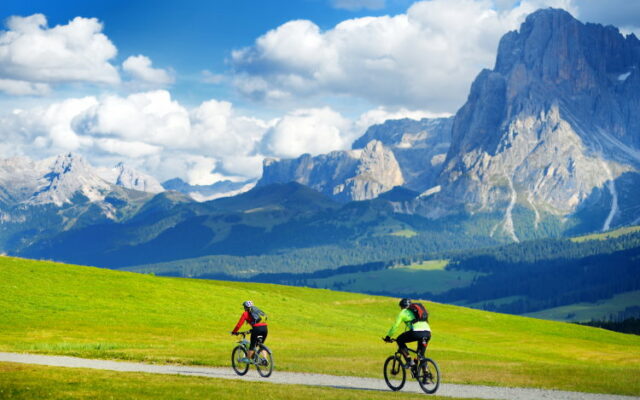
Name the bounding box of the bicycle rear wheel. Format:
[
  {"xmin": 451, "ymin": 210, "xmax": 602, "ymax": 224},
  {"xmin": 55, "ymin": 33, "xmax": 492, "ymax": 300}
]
[
  {"xmin": 231, "ymin": 346, "xmax": 249, "ymax": 376},
  {"xmin": 416, "ymin": 357, "xmax": 440, "ymax": 394},
  {"xmin": 383, "ymin": 355, "xmax": 406, "ymax": 391},
  {"xmin": 255, "ymin": 345, "xmax": 274, "ymax": 377}
]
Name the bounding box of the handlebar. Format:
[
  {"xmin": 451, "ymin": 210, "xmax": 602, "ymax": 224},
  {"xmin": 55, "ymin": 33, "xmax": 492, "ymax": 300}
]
[
  {"xmin": 231, "ymin": 330, "xmax": 252, "ymax": 337},
  {"xmin": 382, "ymin": 337, "xmax": 396, "ymax": 343}
]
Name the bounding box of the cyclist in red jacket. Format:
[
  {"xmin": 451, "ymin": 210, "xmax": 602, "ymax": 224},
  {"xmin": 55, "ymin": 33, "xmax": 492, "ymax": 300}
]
[{"xmin": 231, "ymin": 300, "xmax": 268, "ymax": 364}]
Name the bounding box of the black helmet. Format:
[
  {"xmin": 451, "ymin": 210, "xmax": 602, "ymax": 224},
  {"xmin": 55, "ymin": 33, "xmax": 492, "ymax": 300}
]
[{"xmin": 399, "ymin": 298, "xmax": 411, "ymax": 308}]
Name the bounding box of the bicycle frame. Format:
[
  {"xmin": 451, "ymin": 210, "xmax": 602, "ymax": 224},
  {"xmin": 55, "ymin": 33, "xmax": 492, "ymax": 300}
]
[
  {"xmin": 235, "ymin": 330, "xmax": 272, "ymax": 355},
  {"xmin": 235, "ymin": 330, "xmax": 252, "ymax": 350},
  {"xmin": 392, "ymin": 338, "xmax": 428, "ymax": 360}
]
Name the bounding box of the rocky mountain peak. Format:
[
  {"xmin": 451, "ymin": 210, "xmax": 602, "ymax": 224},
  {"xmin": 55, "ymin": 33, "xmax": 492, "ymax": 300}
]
[
  {"xmin": 97, "ymin": 162, "xmax": 164, "ymax": 194},
  {"xmin": 337, "ymin": 140, "xmax": 404, "ymax": 201},
  {"xmin": 258, "ymin": 139, "xmax": 404, "ymax": 201},
  {"xmin": 258, "ymin": 117, "xmax": 452, "ymax": 201},
  {"xmin": 31, "ymin": 152, "xmax": 112, "ymax": 206},
  {"xmin": 431, "ymin": 8, "xmax": 640, "ymax": 234},
  {"xmin": 0, "ymin": 153, "xmax": 166, "ymax": 210}
]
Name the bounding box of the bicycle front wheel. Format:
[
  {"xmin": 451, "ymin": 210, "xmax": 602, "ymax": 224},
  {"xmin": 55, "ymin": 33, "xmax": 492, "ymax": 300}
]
[
  {"xmin": 416, "ymin": 357, "xmax": 440, "ymax": 394},
  {"xmin": 255, "ymin": 345, "xmax": 274, "ymax": 377},
  {"xmin": 383, "ymin": 355, "xmax": 406, "ymax": 391},
  {"xmin": 231, "ymin": 346, "xmax": 249, "ymax": 376}
]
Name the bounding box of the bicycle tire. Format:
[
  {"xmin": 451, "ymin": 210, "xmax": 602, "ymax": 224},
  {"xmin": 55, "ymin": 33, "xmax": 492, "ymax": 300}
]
[
  {"xmin": 383, "ymin": 355, "xmax": 406, "ymax": 391},
  {"xmin": 416, "ymin": 357, "xmax": 440, "ymax": 394},
  {"xmin": 255, "ymin": 344, "xmax": 274, "ymax": 377},
  {"xmin": 231, "ymin": 345, "xmax": 249, "ymax": 376}
]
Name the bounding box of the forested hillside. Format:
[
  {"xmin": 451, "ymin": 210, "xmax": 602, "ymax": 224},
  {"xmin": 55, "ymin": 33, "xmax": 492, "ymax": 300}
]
[
  {"xmin": 183, "ymin": 227, "xmax": 640, "ymax": 325},
  {"xmin": 434, "ymin": 232, "xmax": 640, "ymax": 314}
]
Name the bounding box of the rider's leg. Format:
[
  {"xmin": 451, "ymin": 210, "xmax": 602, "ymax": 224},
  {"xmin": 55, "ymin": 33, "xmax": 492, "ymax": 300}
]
[
  {"xmin": 396, "ymin": 331, "xmax": 416, "ymax": 365},
  {"xmin": 417, "ymin": 331, "xmax": 431, "ymax": 358},
  {"xmin": 259, "ymin": 327, "xmax": 269, "ymax": 360},
  {"xmin": 248, "ymin": 333, "xmax": 258, "ymax": 361},
  {"xmin": 249, "ymin": 326, "xmax": 268, "ymax": 361}
]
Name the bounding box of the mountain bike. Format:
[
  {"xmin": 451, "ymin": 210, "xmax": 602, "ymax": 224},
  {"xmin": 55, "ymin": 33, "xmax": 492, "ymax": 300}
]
[
  {"xmin": 231, "ymin": 330, "xmax": 274, "ymax": 377},
  {"xmin": 382, "ymin": 337, "xmax": 440, "ymax": 394}
]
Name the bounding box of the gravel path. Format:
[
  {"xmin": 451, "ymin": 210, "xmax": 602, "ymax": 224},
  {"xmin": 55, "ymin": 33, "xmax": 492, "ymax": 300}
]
[{"xmin": 1, "ymin": 352, "xmax": 637, "ymax": 400}]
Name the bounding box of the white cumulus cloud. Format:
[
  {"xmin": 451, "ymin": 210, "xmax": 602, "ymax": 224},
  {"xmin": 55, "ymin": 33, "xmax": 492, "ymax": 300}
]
[
  {"xmin": 0, "ymin": 79, "xmax": 51, "ymax": 96},
  {"xmin": 231, "ymin": 0, "xmax": 575, "ymax": 112},
  {"xmin": 0, "ymin": 91, "xmax": 276, "ymax": 184},
  {"xmin": 122, "ymin": 55, "xmax": 174, "ymax": 85},
  {"xmin": 0, "ymin": 13, "xmax": 178, "ymax": 95},
  {"xmin": 260, "ymin": 107, "xmax": 353, "ymax": 159},
  {"xmin": 76, "ymin": 90, "xmax": 191, "ymax": 148},
  {"xmin": 0, "ymin": 14, "xmax": 120, "ymax": 91}
]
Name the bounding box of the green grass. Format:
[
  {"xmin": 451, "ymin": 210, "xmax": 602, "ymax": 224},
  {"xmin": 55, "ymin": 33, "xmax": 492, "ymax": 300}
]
[
  {"xmin": 402, "ymin": 259, "xmax": 449, "ymax": 270},
  {"xmin": 571, "ymin": 225, "xmax": 640, "ymax": 242},
  {"xmin": 455, "ymin": 296, "xmax": 528, "ymax": 308},
  {"xmin": 389, "ymin": 229, "xmax": 418, "ymax": 238},
  {"xmin": 308, "ymin": 265, "xmax": 478, "ymax": 295},
  {"xmin": 0, "ymin": 362, "xmax": 465, "ymax": 400},
  {"xmin": 524, "ymin": 291, "xmax": 640, "ymax": 322},
  {"xmin": 1, "ymin": 256, "xmax": 639, "ymax": 395}
]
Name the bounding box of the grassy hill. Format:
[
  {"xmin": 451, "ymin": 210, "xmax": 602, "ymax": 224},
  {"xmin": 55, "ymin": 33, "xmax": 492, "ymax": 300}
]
[
  {"xmin": 1, "ymin": 256, "xmax": 639, "ymax": 396},
  {"xmin": 523, "ymin": 290, "xmax": 640, "ymax": 322}
]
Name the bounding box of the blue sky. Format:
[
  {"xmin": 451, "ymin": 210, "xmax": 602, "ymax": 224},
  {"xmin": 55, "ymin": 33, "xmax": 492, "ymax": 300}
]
[
  {"xmin": 2, "ymin": 0, "xmax": 414, "ymax": 109},
  {"xmin": 1, "ymin": 0, "xmax": 639, "ymax": 184}
]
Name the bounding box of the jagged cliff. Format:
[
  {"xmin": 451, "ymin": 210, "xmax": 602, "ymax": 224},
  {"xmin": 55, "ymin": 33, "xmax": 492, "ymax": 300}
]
[
  {"xmin": 259, "ymin": 117, "xmax": 452, "ymax": 201},
  {"xmin": 259, "ymin": 140, "xmax": 404, "ymax": 201},
  {"xmin": 423, "ymin": 8, "xmax": 640, "ymax": 238},
  {"xmin": 353, "ymin": 117, "xmax": 453, "ymax": 192}
]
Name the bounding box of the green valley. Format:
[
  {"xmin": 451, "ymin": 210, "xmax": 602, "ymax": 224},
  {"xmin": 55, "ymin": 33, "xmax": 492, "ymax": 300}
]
[{"xmin": 1, "ymin": 256, "xmax": 639, "ymax": 396}]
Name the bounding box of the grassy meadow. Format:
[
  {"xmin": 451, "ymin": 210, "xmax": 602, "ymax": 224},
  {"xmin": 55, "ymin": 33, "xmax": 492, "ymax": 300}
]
[
  {"xmin": 307, "ymin": 262, "xmax": 478, "ymax": 295},
  {"xmin": 0, "ymin": 362, "xmax": 462, "ymax": 400},
  {"xmin": 1, "ymin": 256, "xmax": 639, "ymax": 395},
  {"xmin": 524, "ymin": 290, "xmax": 640, "ymax": 322}
]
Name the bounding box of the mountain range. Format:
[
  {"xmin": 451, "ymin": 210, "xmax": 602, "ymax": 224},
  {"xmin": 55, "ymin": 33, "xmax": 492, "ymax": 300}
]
[
  {"xmin": 260, "ymin": 8, "xmax": 640, "ymax": 241},
  {"xmin": 1, "ymin": 8, "xmax": 639, "ymax": 286}
]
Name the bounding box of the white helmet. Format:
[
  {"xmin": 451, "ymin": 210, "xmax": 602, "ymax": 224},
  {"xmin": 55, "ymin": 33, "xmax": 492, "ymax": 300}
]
[{"xmin": 242, "ymin": 300, "xmax": 253, "ymax": 308}]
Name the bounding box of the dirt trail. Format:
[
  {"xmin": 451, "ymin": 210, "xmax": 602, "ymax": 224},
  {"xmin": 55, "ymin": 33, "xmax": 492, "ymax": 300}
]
[{"xmin": 0, "ymin": 352, "xmax": 637, "ymax": 400}]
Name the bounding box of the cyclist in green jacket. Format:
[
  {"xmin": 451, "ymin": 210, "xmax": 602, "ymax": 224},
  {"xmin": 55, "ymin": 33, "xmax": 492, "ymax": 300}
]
[{"xmin": 384, "ymin": 298, "xmax": 431, "ymax": 368}]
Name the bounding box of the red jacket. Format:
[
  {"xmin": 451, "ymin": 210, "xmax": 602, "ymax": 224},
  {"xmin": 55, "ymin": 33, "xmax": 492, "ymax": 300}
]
[{"xmin": 232, "ymin": 310, "xmax": 267, "ymax": 334}]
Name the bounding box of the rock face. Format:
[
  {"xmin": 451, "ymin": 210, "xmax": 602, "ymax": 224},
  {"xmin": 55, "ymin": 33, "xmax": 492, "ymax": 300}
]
[
  {"xmin": 353, "ymin": 117, "xmax": 453, "ymax": 192},
  {"xmin": 258, "ymin": 117, "xmax": 452, "ymax": 201},
  {"xmin": 0, "ymin": 154, "xmax": 113, "ymax": 208},
  {"xmin": 427, "ymin": 8, "xmax": 640, "ymax": 236},
  {"xmin": 0, "ymin": 153, "xmax": 163, "ymax": 252},
  {"xmin": 98, "ymin": 163, "xmax": 164, "ymax": 194},
  {"xmin": 259, "ymin": 140, "xmax": 404, "ymax": 201},
  {"xmin": 0, "ymin": 154, "xmax": 164, "ymax": 209}
]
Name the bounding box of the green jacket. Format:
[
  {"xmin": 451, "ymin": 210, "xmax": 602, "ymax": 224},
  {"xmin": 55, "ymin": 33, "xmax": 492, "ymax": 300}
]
[{"xmin": 387, "ymin": 308, "xmax": 431, "ymax": 337}]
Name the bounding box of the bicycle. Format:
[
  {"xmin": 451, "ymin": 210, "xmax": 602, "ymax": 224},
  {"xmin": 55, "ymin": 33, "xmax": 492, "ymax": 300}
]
[
  {"xmin": 382, "ymin": 337, "xmax": 440, "ymax": 394},
  {"xmin": 231, "ymin": 330, "xmax": 274, "ymax": 377}
]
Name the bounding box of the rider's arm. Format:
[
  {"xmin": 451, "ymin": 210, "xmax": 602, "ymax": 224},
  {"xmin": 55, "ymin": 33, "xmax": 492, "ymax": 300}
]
[
  {"xmin": 232, "ymin": 311, "xmax": 249, "ymax": 334},
  {"xmin": 387, "ymin": 309, "xmax": 410, "ymax": 337}
]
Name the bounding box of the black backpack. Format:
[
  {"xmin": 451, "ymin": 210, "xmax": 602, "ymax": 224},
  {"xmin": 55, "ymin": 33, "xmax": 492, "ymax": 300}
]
[
  {"xmin": 408, "ymin": 302, "xmax": 428, "ymax": 323},
  {"xmin": 249, "ymin": 306, "xmax": 267, "ymax": 324}
]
